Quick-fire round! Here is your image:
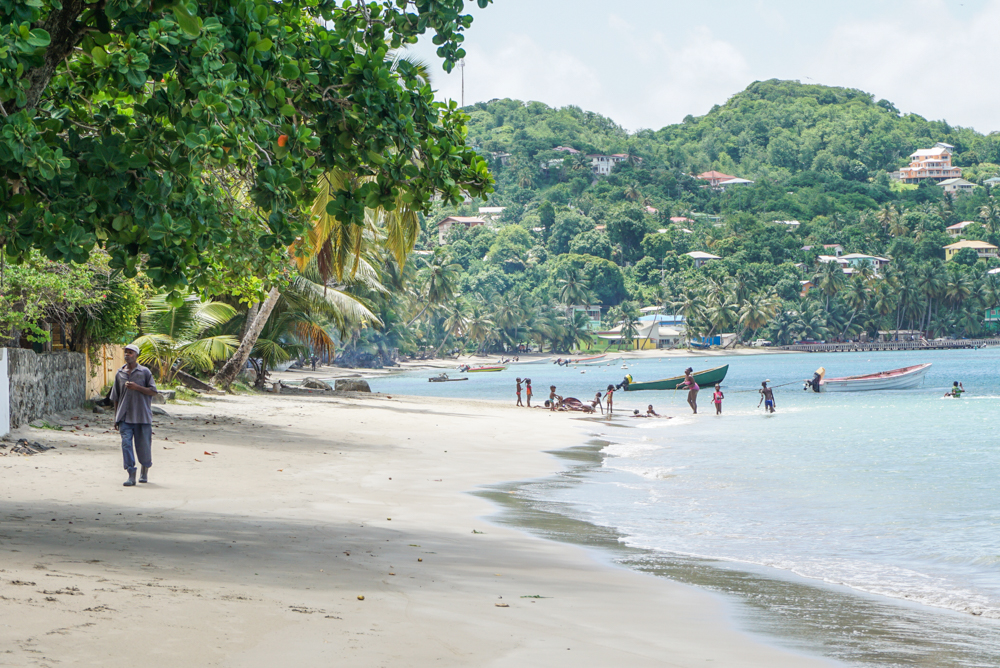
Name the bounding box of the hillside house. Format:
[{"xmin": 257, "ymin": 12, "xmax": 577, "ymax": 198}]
[
  {"xmin": 589, "ymin": 154, "xmax": 627, "ymax": 175},
  {"xmin": 686, "ymin": 251, "xmax": 721, "ymax": 268},
  {"xmin": 938, "ymin": 178, "xmax": 977, "ymax": 196},
  {"xmin": 478, "ymin": 206, "xmax": 506, "ymax": 220},
  {"xmin": 717, "ymin": 177, "xmax": 754, "ymax": 190},
  {"xmin": 437, "ymin": 216, "xmax": 486, "ymax": 244},
  {"xmin": 899, "ymin": 147, "xmax": 962, "ymax": 183},
  {"xmin": 840, "ymin": 253, "xmax": 890, "ymax": 271},
  {"xmin": 553, "ymin": 146, "xmax": 581, "ymax": 155},
  {"xmin": 946, "ymin": 221, "xmax": 977, "ymax": 237},
  {"xmin": 944, "ymin": 239, "xmax": 999, "ymax": 261},
  {"xmin": 984, "ymin": 176, "xmax": 1000, "ymax": 187},
  {"xmin": 803, "ymin": 244, "xmax": 844, "ymax": 256},
  {"xmin": 696, "ymin": 171, "xmax": 735, "ymax": 187}
]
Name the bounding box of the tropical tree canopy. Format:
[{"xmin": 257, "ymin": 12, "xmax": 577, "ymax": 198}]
[{"xmin": 0, "ymin": 0, "xmax": 492, "ymax": 297}]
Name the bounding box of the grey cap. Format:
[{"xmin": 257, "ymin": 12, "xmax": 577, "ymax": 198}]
[{"xmin": 124, "ymin": 343, "xmax": 140, "ymax": 353}]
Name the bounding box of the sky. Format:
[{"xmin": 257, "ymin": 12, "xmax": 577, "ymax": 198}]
[{"xmin": 406, "ymin": 0, "xmax": 1000, "ymax": 134}]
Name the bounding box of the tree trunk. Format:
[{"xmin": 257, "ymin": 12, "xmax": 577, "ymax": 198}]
[
  {"xmin": 24, "ymin": 0, "xmax": 93, "ymax": 111},
  {"xmin": 211, "ymin": 287, "xmax": 280, "ymax": 389},
  {"xmin": 239, "ymin": 301, "xmax": 260, "ymax": 343}
]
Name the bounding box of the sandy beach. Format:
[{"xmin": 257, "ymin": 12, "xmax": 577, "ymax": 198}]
[{"xmin": 1, "ymin": 391, "xmax": 837, "ymax": 667}]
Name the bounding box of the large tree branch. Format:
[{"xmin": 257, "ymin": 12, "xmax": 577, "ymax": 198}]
[{"xmin": 24, "ymin": 0, "xmax": 94, "ymax": 111}]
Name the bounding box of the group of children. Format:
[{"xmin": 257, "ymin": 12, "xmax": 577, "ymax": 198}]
[{"xmin": 514, "ymin": 372, "xmax": 780, "ymax": 418}]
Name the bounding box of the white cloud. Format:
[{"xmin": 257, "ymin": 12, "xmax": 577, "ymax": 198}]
[
  {"xmin": 808, "ymin": 0, "xmax": 1000, "ymax": 132},
  {"xmin": 422, "ymin": 35, "xmax": 605, "ymax": 112}
]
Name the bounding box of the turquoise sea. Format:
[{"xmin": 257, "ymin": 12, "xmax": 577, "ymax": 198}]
[{"xmin": 367, "ymin": 349, "xmax": 1000, "ymax": 666}]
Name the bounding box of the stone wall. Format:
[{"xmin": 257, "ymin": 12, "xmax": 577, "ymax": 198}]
[{"xmin": 4, "ymin": 348, "xmax": 86, "ymax": 431}]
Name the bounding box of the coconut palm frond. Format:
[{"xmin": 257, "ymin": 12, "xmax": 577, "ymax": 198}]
[
  {"xmin": 291, "ymin": 275, "xmax": 382, "ymax": 328},
  {"xmin": 178, "ymin": 335, "xmax": 239, "ymax": 372}
]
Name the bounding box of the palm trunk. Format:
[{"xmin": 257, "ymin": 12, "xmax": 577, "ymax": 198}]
[
  {"xmin": 406, "ymin": 302, "xmax": 430, "ymax": 328},
  {"xmin": 211, "ymin": 287, "xmax": 280, "ymax": 389},
  {"xmin": 239, "ymin": 301, "xmax": 260, "ymax": 343}
]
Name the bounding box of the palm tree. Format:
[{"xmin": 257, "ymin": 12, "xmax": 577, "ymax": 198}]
[
  {"xmin": 736, "ymin": 291, "xmax": 780, "ymax": 344},
  {"xmin": 914, "ymin": 261, "xmax": 945, "ymax": 335},
  {"xmin": 877, "ymin": 204, "xmax": 898, "ymax": 235},
  {"xmin": 623, "ymin": 183, "xmax": 641, "ymax": 201},
  {"xmin": 556, "ymin": 267, "xmax": 592, "ymax": 306},
  {"xmin": 813, "ymin": 260, "xmax": 847, "ymax": 312},
  {"xmin": 433, "ymin": 300, "xmax": 471, "ymax": 358},
  {"xmin": 135, "ymin": 294, "xmax": 239, "ymax": 385},
  {"xmin": 407, "ymin": 251, "xmax": 462, "ymax": 326},
  {"xmin": 979, "ymin": 197, "xmax": 1000, "ymax": 235},
  {"xmin": 840, "ymin": 276, "xmax": 870, "ymax": 339},
  {"xmin": 465, "ymin": 302, "xmax": 496, "ymax": 354}
]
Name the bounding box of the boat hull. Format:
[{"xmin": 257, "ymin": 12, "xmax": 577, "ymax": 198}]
[
  {"xmin": 467, "ymin": 366, "xmax": 506, "ymax": 373},
  {"xmin": 820, "ymin": 363, "xmax": 931, "ymax": 392},
  {"xmin": 624, "ymin": 365, "xmax": 729, "ymax": 391}
]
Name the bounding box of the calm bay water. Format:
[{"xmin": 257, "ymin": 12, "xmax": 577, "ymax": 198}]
[{"xmin": 368, "ymin": 349, "xmax": 1000, "ymax": 665}]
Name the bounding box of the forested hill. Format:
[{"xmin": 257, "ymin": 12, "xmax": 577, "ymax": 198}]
[
  {"xmin": 390, "ymin": 80, "xmax": 1000, "ymax": 354},
  {"xmin": 467, "ymin": 79, "xmax": 1000, "ymax": 186}
]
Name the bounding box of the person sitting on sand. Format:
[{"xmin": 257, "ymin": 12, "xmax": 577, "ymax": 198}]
[
  {"xmin": 646, "ymin": 404, "xmax": 659, "ymax": 416},
  {"xmin": 945, "ymin": 381, "xmax": 965, "ymax": 398}
]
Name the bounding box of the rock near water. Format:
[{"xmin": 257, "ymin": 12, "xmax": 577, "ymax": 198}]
[{"xmin": 334, "ymin": 379, "xmax": 371, "ymax": 393}]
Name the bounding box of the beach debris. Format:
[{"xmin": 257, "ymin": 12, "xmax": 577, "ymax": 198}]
[
  {"xmin": 9, "ymin": 439, "xmax": 54, "ymax": 455},
  {"xmin": 388, "ymin": 572, "xmax": 395, "ymax": 576},
  {"xmin": 194, "ymin": 458, "xmax": 202, "ymax": 462},
  {"xmin": 472, "ymin": 529, "xmax": 484, "ymax": 534},
  {"xmin": 151, "ymin": 406, "xmax": 169, "ymax": 416},
  {"xmin": 495, "ymin": 603, "xmax": 509, "ymax": 607},
  {"xmin": 203, "ymin": 451, "xmax": 217, "ymax": 456},
  {"xmin": 92, "ymin": 405, "xmax": 105, "ymax": 414},
  {"xmin": 357, "ymin": 595, "xmax": 365, "ymax": 600},
  {"xmin": 417, "ymin": 558, "xmax": 422, "ymax": 562},
  {"xmin": 520, "ymin": 595, "xmax": 550, "ymax": 599}
]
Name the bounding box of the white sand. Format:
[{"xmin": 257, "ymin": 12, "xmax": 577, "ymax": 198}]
[{"xmin": 0, "ymin": 393, "xmax": 838, "ymax": 666}]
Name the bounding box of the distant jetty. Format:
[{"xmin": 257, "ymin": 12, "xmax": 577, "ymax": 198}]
[{"xmin": 777, "ymin": 338, "xmax": 1000, "ymax": 353}]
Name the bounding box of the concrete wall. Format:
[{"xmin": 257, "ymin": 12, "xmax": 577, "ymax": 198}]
[
  {"xmin": 0, "ymin": 349, "xmax": 9, "ymax": 437},
  {"xmin": 4, "ymin": 348, "xmax": 86, "ymax": 431},
  {"xmin": 86, "ymin": 344, "xmax": 125, "ymax": 399}
]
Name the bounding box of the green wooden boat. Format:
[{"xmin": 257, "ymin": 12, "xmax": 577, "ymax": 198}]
[{"xmin": 624, "ymin": 365, "xmax": 729, "ymax": 391}]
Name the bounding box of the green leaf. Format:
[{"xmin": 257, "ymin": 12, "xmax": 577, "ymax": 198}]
[
  {"xmin": 255, "ymin": 38, "xmax": 273, "ymax": 52},
  {"xmin": 279, "ymin": 104, "xmax": 296, "ymax": 117},
  {"xmin": 280, "ymin": 63, "xmax": 300, "ymax": 79},
  {"xmin": 128, "ymin": 154, "xmax": 149, "ymax": 169},
  {"xmin": 91, "ymin": 47, "xmax": 108, "ymax": 67},
  {"xmin": 26, "ymin": 29, "xmax": 51, "ymax": 48},
  {"xmin": 173, "ymin": 5, "xmax": 201, "ymax": 37}
]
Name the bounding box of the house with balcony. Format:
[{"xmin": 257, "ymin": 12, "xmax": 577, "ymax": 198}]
[
  {"xmin": 899, "ymin": 147, "xmax": 962, "ymax": 184},
  {"xmin": 589, "ymin": 154, "xmax": 627, "ymax": 175},
  {"xmin": 938, "ymin": 177, "xmax": 977, "ymax": 197},
  {"xmin": 946, "ymin": 221, "xmax": 978, "ymax": 237},
  {"xmin": 437, "ymin": 216, "xmax": 486, "ymax": 244},
  {"xmin": 944, "ymin": 239, "xmax": 999, "ymax": 261},
  {"xmin": 696, "ymin": 171, "xmax": 735, "ymax": 187},
  {"xmin": 686, "ymin": 250, "xmax": 721, "ymax": 268}
]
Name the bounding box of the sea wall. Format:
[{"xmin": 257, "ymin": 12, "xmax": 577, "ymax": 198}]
[
  {"xmin": 3, "ymin": 348, "xmax": 86, "ymax": 432},
  {"xmin": 0, "ymin": 349, "xmax": 9, "ymax": 437}
]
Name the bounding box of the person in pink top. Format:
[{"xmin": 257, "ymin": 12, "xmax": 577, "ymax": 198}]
[
  {"xmin": 681, "ymin": 367, "xmax": 699, "ymax": 414},
  {"xmin": 712, "ymin": 383, "xmax": 724, "ymax": 415}
]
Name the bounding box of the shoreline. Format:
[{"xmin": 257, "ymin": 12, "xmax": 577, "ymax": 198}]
[
  {"xmin": 487, "ymin": 431, "xmax": 1000, "ymax": 667},
  {"xmin": 0, "ymin": 391, "xmax": 837, "ymax": 667}
]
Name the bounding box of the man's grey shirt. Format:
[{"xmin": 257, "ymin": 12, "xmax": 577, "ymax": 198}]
[{"xmin": 109, "ymin": 364, "xmax": 157, "ymax": 425}]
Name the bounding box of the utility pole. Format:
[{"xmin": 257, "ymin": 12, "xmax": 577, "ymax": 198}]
[{"xmin": 460, "ymin": 58, "xmax": 465, "ymax": 107}]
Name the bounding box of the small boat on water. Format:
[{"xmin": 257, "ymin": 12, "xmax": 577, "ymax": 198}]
[
  {"xmin": 820, "ymin": 363, "xmax": 931, "ymax": 392},
  {"xmin": 463, "ymin": 365, "xmax": 506, "ymax": 373},
  {"xmin": 573, "ymin": 353, "xmax": 606, "ymax": 362},
  {"xmin": 573, "ymin": 356, "xmax": 622, "ymax": 367},
  {"xmin": 624, "ymin": 365, "xmax": 729, "ymax": 391},
  {"xmin": 429, "ymin": 373, "xmax": 468, "ymax": 383}
]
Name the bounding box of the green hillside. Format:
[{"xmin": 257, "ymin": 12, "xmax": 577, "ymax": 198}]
[{"xmin": 386, "ymin": 81, "xmax": 1000, "ymax": 354}]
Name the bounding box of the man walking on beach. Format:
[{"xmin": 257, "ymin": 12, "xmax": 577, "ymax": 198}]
[
  {"xmin": 110, "ymin": 343, "xmax": 158, "ymax": 486},
  {"xmin": 758, "ymin": 380, "xmax": 776, "ymax": 414}
]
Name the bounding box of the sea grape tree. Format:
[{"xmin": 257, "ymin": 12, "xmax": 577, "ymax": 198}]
[{"xmin": 0, "ymin": 0, "xmax": 492, "ymax": 296}]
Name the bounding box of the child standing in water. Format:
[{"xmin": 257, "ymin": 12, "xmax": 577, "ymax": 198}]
[
  {"xmin": 516, "ymin": 378, "xmax": 523, "ymax": 407},
  {"xmin": 681, "ymin": 367, "xmax": 699, "ymax": 414},
  {"xmin": 605, "ymin": 384, "xmax": 615, "ymax": 414},
  {"xmin": 712, "ymin": 383, "xmax": 724, "ymax": 415}
]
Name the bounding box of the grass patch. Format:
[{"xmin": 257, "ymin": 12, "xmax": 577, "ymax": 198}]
[
  {"xmin": 34, "ymin": 421, "xmax": 63, "ymax": 431},
  {"xmin": 173, "ymin": 386, "xmax": 202, "ymax": 403}
]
